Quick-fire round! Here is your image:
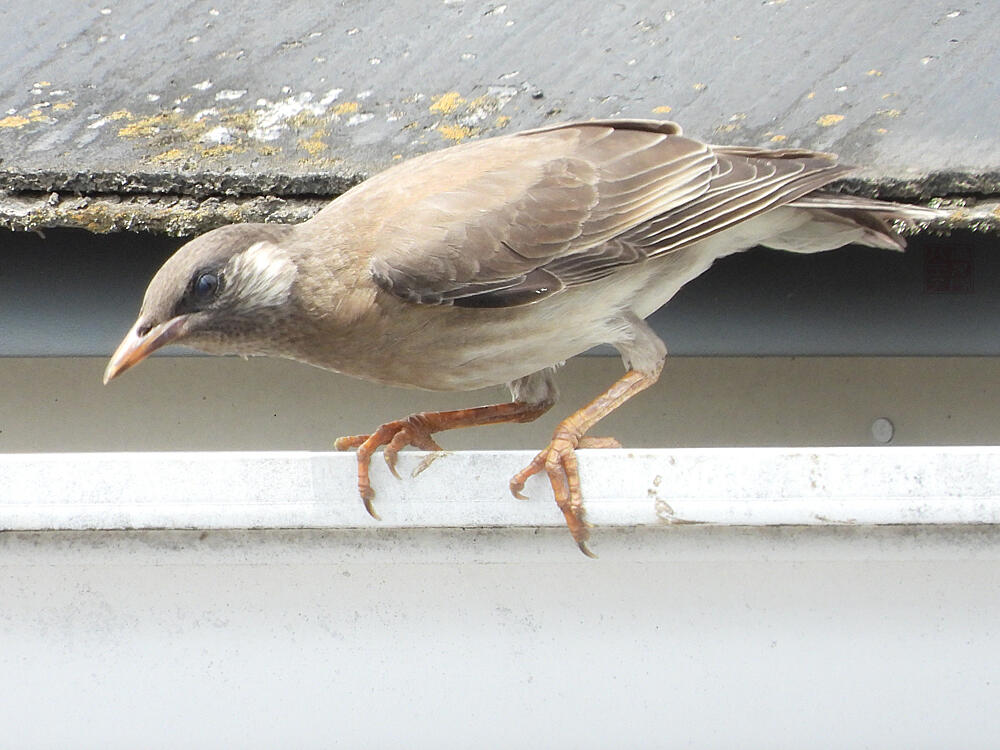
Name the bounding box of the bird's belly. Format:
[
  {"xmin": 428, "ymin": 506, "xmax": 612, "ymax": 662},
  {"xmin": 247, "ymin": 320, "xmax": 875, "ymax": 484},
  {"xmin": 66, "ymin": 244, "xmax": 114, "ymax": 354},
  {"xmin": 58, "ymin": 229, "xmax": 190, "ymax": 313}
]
[
  {"xmin": 377, "ymin": 260, "xmax": 715, "ymax": 390},
  {"xmin": 379, "ymin": 310, "xmax": 617, "ymax": 391},
  {"xmin": 299, "ymin": 235, "xmax": 752, "ymax": 392}
]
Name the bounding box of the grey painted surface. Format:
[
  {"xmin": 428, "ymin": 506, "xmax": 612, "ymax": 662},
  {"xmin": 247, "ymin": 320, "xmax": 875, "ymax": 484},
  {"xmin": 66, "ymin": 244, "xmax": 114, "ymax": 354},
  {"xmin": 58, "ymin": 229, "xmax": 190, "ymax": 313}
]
[
  {"xmin": 3, "ymin": 526, "xmax": 1000, "ymax": 748},
  {"xmin": 1, "ymin": 0, "xmax": 997, "ymax": 204},
  {"xmin": 1, "ymin": 228, "xmax": 996, "ymax": 357},
  {"xmin": 3, "ymin": 356, "xmax": 999, "ymax": 453}
]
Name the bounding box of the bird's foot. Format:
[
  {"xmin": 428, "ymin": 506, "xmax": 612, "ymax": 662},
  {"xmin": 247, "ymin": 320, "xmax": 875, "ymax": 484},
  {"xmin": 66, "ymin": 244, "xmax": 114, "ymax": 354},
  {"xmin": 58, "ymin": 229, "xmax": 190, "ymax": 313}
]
[
  {"xmin": 335, "ymin": 401, "xmax": 553, "ymax": 521},
  {"xmin": 510, "ymin": 429, "xmax": 618, "ymax": 559},
  {"xmin": 334, "ymin": 415, "xmax": 443, "ymax": 519}
]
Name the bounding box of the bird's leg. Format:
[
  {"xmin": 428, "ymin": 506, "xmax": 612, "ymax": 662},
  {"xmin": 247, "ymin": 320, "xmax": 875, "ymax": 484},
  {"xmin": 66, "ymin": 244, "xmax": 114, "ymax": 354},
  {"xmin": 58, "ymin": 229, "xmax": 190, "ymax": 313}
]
[
  {"xmin": 509, "ymin": 365, "xmax": 662, "ymax": 557},
  {"xmin": 335, "ymin": 400, "xmax": 553, "ymax": 519}
]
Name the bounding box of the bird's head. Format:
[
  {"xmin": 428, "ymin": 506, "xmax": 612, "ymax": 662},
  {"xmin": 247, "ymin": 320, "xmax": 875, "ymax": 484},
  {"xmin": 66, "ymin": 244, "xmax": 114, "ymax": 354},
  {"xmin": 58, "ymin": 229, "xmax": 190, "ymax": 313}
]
[{"xmin": 104, "ymin": 223, "xmax": 298, "ymax": 383}]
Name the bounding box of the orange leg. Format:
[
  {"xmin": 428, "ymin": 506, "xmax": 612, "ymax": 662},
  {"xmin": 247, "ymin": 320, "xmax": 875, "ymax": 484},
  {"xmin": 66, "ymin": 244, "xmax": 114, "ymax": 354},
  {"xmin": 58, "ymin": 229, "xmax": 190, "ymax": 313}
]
[
  {"xmin": 510, "ymin": 366, "xmax": 662, "ymax": 558},
  {"xmin": 335, "ymin": 400, "xmax": 552, "ymax": 519}
]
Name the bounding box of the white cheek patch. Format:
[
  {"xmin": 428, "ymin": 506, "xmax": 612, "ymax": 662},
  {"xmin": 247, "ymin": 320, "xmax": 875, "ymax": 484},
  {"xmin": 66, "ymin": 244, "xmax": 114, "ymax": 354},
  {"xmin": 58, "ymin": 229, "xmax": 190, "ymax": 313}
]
[{"xmin": 224, "ymin": 241, "xmax": 298, "ymax": 311}]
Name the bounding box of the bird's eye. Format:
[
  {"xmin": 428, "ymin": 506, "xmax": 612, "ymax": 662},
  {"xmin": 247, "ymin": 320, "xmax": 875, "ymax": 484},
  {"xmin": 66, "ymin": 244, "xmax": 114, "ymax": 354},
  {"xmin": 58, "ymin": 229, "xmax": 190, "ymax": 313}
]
[{"xmin": 193, "ymin": 272, "xmax": 220, "ymax": 302}]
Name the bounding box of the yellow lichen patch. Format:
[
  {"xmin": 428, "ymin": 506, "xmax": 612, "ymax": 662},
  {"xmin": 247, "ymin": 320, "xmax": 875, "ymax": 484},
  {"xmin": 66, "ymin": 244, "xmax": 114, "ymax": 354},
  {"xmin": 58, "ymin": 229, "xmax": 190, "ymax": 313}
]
[
  {"xmin": 0, "ymin": 115, "xmax": 30, "ymax": 128},
  {"xmin": 151, "ymin": 148, "xmax": 185, "ymax": 162},
  {"xmin": 286, "ymin": 111, "xmax": 327, "ymax": 130},
  {"xmin": 53, "ymin": 101, "xmax": 76, "ymax": 111},
  {"xmin": 438, "ymin": 124, "xmax": 476, "ymax": 141},
  {"xmin": 876, "ymin": 128, "xmax": 888, "ymax": 135},
  {"xmin": 877, "ymin": 108, "xmax": 902, "ymax": 118},
  {"xmin": 201, "ymin": 143, "xmax": 242, "ymax": 158},
  {"xmin": 118, "ymin": 112, "xmax": 211, "ymax": 143},
  {"xmin": 298, "ymin": 138, "xmax": 325, "ymax": 156},
  {"xmin": 332, "ymin": 101, "xmax": 359, "ymax": 116},
  {"xmin": 816, "ymin": 114, "xmax": 844, "ymax": 127},
  {"xmin": 466, "ymin": 95, "xmax": 494, "ymax": 111},
  {"xmin": 806, "ymin": 91, "xmax": 816, "ymax": 100},
  {"xmin": 91, "ymin": 104, "xmax": 306, "ymax": 165},
  {"xmin": 866, "ymin": 69, "xmax": 883, "ymax": 77},
  {"xmin": 297, "ymin": 130, "xmax": 329, "ymax": 156},
  {"xmin": 462, "ymin": 94, "xmax": 516, "ymax": 127},
  {"xmin": 715, "ymin": 113, "xmax": 747, "ymax": 135},
  {"xmin": 221, "ymin": 111, "xmax": 257, "ymax": 131},
  {"xmin": 118, "ymin": 118, "xmax": 162, "ymax": 138},
  {"xmin": 27, "ymin": 110, "xmax": 55, "ymax": 124},
  {"xmin": 691, "ymin": 83, "xmax": 706, "ymax": 91},
  {"xmin": 430, "ymin": 91, "xmax": 465, "ymax": 114},
  {"xmin": 770, "ymin": 134, "xmax": 787, "ymax": 142},
  {"xmin": 285, "ymin": 110, "xmax": 333, "ymax": 160},
  {"xmin": 64, "ymin": 205, "xmax": 129, "ymax": 233},
  {"xmin": 652, "ymin": 105, "xmax": 672, "ymax": 114}
]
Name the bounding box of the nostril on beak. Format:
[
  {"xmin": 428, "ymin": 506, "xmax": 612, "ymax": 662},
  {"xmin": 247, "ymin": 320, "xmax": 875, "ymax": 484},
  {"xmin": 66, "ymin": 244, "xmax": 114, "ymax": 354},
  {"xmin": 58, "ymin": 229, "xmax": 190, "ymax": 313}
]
[{"xmin": 136, "ymin": 324, "xmax": 152, "ymax": 337}]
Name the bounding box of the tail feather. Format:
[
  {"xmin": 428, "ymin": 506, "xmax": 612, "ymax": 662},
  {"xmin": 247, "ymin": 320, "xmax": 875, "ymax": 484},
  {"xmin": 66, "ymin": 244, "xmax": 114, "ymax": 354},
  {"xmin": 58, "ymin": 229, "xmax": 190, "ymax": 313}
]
[
  {"xmin": 766, "ymin": 192, "xmax": 949, "ymax": 253},
  {"xmin": 787, "ymin": 192, "xmax": 948, "ymax": 222}
]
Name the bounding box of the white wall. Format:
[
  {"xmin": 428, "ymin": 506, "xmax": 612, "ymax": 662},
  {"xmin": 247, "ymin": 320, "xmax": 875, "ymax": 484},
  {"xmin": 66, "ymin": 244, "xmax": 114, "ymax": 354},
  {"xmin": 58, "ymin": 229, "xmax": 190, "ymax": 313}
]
[
  {"xmin": 2, "ymin": 526, "xmax": 999, "ymax": 749},
  {"xmin": 2, "ymin": 355, "xmax": 998, "ymax": 452}
]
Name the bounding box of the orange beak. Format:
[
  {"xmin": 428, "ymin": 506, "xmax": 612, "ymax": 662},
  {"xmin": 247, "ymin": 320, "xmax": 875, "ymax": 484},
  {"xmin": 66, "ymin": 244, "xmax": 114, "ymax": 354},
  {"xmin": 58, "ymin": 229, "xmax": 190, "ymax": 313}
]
[{"xmin": 103, "ymin": 315, "xmax": 192, "ymax": 384}]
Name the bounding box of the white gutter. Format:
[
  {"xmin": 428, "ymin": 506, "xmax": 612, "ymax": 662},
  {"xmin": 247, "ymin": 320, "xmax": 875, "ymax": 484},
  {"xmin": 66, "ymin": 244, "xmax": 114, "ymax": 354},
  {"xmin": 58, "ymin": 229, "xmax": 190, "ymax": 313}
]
[
  {"xmin": 3, "ymin": 446, "xmax": 999, "ymax": 531},
  {"xmin": 5, "ymin": 447, "xmax": 1000, "ymax": 748}
]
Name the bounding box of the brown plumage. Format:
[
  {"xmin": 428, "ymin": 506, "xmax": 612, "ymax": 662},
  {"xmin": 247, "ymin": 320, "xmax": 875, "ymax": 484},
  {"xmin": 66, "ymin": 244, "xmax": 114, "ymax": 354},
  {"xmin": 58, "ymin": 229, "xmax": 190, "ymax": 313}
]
[{"xmin": 104, "ymin": 119, "xmax": 944, "ymax": 555}]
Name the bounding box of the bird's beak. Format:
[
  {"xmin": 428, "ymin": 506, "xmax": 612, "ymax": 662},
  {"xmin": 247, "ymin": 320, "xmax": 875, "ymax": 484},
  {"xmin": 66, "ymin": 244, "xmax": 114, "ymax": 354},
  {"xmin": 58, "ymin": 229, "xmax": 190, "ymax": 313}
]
[{"xmin": 103, "ymin": 315, "xmax": 192, "ymax": 384}]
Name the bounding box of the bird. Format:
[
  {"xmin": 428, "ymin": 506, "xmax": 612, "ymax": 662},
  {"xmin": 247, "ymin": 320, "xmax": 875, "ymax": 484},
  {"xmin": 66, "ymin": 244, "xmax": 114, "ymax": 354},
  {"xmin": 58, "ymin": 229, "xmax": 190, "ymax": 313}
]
[{"xmin": 104, "ymin": 118, "xmax": 944, "ymax": 556}]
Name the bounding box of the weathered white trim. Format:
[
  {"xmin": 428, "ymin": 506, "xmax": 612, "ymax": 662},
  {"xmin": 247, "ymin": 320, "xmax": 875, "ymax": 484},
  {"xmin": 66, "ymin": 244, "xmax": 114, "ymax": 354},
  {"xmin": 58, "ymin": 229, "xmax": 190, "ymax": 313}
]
[{"xmin": 3, "ymin": 447, "xmax": 1000, "ymax": 532}]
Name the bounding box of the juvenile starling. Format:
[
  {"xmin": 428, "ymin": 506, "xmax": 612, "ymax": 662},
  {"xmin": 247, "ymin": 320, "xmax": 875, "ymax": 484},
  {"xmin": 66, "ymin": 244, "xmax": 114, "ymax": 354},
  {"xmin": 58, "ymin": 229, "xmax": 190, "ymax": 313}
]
[{"xmin": 104, "ymin": 119, "xmax": 943, "ymax": 555}]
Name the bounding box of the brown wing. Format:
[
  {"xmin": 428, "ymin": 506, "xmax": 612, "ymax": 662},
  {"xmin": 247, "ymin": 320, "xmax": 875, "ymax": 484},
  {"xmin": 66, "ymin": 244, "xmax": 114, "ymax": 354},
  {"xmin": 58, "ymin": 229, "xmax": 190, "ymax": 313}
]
[{"xmin": 368, "ymin": 120, "xmax": 851, "ymax": 308}]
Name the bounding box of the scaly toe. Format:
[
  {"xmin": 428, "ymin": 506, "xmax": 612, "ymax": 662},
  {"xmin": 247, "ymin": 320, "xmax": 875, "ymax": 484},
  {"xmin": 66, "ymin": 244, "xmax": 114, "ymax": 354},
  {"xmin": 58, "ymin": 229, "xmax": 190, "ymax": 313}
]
[{"xmin": 334, "ymin": 434, "xmax": 370, "ymax": 451}]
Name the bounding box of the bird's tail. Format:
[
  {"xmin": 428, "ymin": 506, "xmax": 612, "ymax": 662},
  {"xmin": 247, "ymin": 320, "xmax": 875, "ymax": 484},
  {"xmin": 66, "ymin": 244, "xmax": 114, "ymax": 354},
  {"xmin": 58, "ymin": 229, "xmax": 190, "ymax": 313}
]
[
  {"xmin": 768, "ymin": 192, "xmax": 950, "ymax": 252},
  {"xmin": 787, "ymin": 192, "xmax": 947, "ymax": 221}
]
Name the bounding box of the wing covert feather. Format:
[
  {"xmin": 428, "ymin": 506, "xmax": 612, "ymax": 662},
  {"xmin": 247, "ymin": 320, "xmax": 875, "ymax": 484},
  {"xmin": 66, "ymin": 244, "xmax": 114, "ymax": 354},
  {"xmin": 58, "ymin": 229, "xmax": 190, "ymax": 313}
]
[{"xmin": 367, "ymin": 120, "xmax": 849, "ymax": 307}]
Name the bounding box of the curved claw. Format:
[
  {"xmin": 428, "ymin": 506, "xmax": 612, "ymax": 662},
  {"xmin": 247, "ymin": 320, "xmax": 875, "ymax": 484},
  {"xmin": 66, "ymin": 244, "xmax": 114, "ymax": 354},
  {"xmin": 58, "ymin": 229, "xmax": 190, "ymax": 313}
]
[
  {"xmin": 509, "ymin": 476, "xmax": 530, "ymax": 501},
  {"xmin": 578, "ymin": 540, "xmax": 598, "ymax": 559},
  {"xmin": 509, "ymin": 452, "xmax": 547, "ymax": 501},
  {"xmin": 361, "ymin": 487, "xmax": 381, "ymax": 521},
  {"xmin": 384, "ymin": 449, "xmax": 402, "ymax": 480}
]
